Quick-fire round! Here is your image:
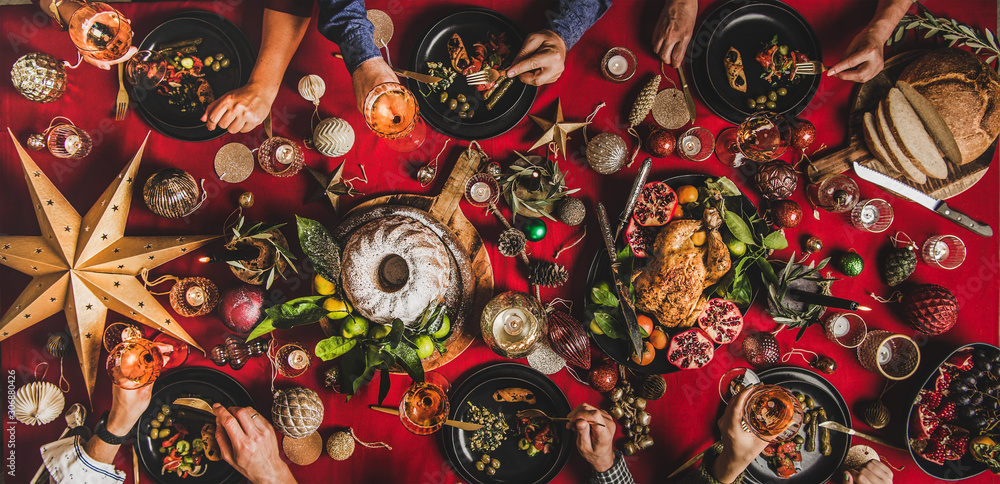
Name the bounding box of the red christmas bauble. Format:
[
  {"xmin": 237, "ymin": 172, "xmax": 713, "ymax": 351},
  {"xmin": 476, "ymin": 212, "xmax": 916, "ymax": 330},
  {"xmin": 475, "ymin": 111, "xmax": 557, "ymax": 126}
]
[
  {"xmin": 219, "ymin": 284, "xmax": 266, "ymax": 334},
  {"xmin": 742, "ymin": 331, "xmax": 780, "ymax": 369},
  {"xmin": 588, "ymin": 360, "xmax": 618, "ymax": 392},
  {"xmin": 792, "ymin": 120, "xmax": 817, "ymax": 150},
  {"xmin": 902, "ymin": 284, "xmax": 959, "ymax": 335},
  {"xmin": 646, "ymin": 129, "xmax": 676, "ymax": 158},
  {"xmin": 769, "ymin": 199, "xmax": 803, "ymax": 228}
]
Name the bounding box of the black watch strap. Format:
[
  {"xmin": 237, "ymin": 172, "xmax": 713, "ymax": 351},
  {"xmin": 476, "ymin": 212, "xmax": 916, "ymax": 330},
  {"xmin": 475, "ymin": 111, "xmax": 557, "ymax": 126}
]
[{"xmin": 95, "ymin": 411, "xmax": 129, "ymax": 445}]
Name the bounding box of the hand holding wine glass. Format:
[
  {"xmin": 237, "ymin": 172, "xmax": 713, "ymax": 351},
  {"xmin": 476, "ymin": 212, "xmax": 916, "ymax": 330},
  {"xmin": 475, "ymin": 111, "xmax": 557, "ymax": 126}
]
[{"xmin": 713, "ymin": 387, "xmax": 773, "ymax": 483}]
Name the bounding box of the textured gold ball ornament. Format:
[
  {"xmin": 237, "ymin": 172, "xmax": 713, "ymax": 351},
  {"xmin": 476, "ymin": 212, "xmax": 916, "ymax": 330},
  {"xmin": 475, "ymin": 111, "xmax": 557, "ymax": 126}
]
[
  {"xmin": 557, "ymin": 197, "xmax": 586, "ymax": 226},
  {"xmin": 143, "ymin": 169, "xmax": 204, "ymax": 218},
  {"xmin": 238, "ymin": 191, "xmax": 254, "ymax": 209},
  {"xmin": 272, "ymin": 387, "xmax": 324, "ymax": 439},
  {"xmin": 859, "ymin": 399, "xmax": 890, "ymax": 429},
  {"xmin": 327, "ymin": 430, "xmax": 356, "ymax": 461},
  {"xmin": 11, "ymin": 53, "xmax": 67, "ymax": 103},
  {"xmin": 651, "ymin": 89, "xmax": 690, "ymax": 130},
  {"xmin": 46, "ymin": 332, "xmax": 72, "ymax": 358},
  {"xmin": 283, "ymin": 431, "xmax": 323, "ymax": 466},
  {"xmin": 417, "ymin": 165, "xmax": 436, "ymax": 185},
  {"xmin": 27, "ymin": 134, "xmax": 46, "ymax": 150},
  {"xmin": 586, "ymin": 133, "xmax": 627, "ymax": 175},
  {"xmin": 310, "ymin": 117, "xmax": 355, "ymax": 157},
  {"xmin": 806, "ymin": 236, "xmax": 824, "ymax": 253},
  {"xmin": 297, "ymin": 75, "xmax": 326, "ymax": 105}
]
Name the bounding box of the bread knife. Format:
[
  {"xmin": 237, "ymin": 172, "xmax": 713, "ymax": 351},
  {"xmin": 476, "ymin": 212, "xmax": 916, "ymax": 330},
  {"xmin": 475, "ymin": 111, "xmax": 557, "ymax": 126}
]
[
  {"xmin": 368, "ymin": 405, "xmax": 483, "ymax": 431},
  {"xmin": 615, "ymin": 157, "xmax": 652, "ymax": 241},
  {"xmin": 819, "ymin": 421, "xmax": 904, "ymax": 451},
  {"xmin": 677, "ymin": 66, "xmax": 697, "ymax": 123},
  {"xmin": 853, "ymin": 162, "xmax": 993, "ymax": 237},
  {"xmin": 597, "ymin": 202, "xmax": 643, "ymax": 356}
]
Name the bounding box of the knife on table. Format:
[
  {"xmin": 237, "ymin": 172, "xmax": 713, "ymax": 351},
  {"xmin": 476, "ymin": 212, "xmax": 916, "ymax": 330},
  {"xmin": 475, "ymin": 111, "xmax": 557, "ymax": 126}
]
[
  {"xmin": 597, "ymin": 202, "xmax": 643, "ymax": 357},
  {"xmin": 333, "ymin": 53, "xmax": 443, "ymax": 84},
  {"xmin": 368, "ymin": 405, "xmax": 484, "ymax": 431},
  {"xmin": 853, "ymin": 162, "xmax": 993, "ymax": 237},
  {"xmin": 615, "ymin": 157, "xmax": 652, "ymax": 241},
  {"xmin": 819, "ymin": 420, "xmax": 905, "ymax": 451},
  {"xmin": 677, "ymin": 66, "xmax": 697, "ymax": 123}
]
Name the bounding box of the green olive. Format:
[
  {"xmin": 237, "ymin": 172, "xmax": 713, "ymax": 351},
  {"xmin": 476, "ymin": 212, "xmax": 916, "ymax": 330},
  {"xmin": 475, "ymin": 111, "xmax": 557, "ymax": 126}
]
[
  {"xmin": 163, "ymin": 417, "xmax": 174, "ymax": 428},
  {"xmin": 150, "ymin": 429, "xmax": 159, "ymax": 439},
  {"xmin": 518, "ymin": 438, "xmax": 530, "ymax": 450},
  {"xmin": 448, "ymin": 99, "xmax": 458, "ymax": 110},
  {"xmin": 765, "ymin": 101, "xmax": 777, "ymax": 110},
  {"xmin": 779, "ymin": 45, "xmax": 790, "ymax": 56},
  {"xmin": 466, "ymin": 109, "xmax": 475, "ymax": 118},
  {"xmin": 747, "ymin": 99, "xmax": 757, "ymax": 109},
  {"xmin": 475, "ymin": 461, "xmax": 485, "ymax": 471},
  {"xmin": 150, "ymin": 420, "xmax": 161, "ymax": 429},
  {"xmin": 481, "ymin": 454, "xmax": 491, "ymax": 464},
  {"xmin": 215, "ymin": 53, "xmax": 224, "ymax": 60},
  {"xmin": 458, "ymin": 111, "xmax": 468, "ymax": 119},
  {"xmin": 768, "ymin": 91, "xmax": 778, "ymax": 101},
  {"xmin": 777, "ymin": 87, "xmax": 788, "ymax": 96},
  {"xmin": 486, "ymin": 467, "xmax": 496, "ymax": 476},
  {"xmin": 805, "ymin": 396, "xmax": 816, "ymax": 408},
  {"xmin": 221, "ymin": 58, "xmax": 231, "ymax": 68},
  {"xmin": 159, "ymin": 447, "xmax": 167, "ymax": 454},
  {"xmin": 204, "ymin": 56, "xmax": 214, "ymax": 66},
  {"xmin": 456, "ymin": 94, "xmax": 467, "ymax": 103},
  {"xmin": 211, "ymin": 63, "xmax": 221, "ymax": 72},
  {"xmin": 161, "ymin": 405, "xmax": 171, "ymax": 415},
  {"xmin": 794, "ymin": 435, "xmax": 805, "ymax": 444},
  {"xmin": 156, "ymin": 413, "xmax": 165, "ymax": 422},
  {"xmin": 459, "ymin": 102, "xmax": 470, "ymax": 112},
  {"xmin": 491, "ymin": 459, "xmax": 500, "ymax": 469},
  {"xmin": 439, "ymin": 93, "xmax": 448, "ymax": 103},
  {"xmin": 796, "ymin": 393, "xmax": 806, "ymax": 403},
  {"xmin": 158, "ymin": 428, "xmax": 170, "ymax": 438},
  {"xmin": 756, "ymin": 95, "xmax": 767, "ymax": 104}
]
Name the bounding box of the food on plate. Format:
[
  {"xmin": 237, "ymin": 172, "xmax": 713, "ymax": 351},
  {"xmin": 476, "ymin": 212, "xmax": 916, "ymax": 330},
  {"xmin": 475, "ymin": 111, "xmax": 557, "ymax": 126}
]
[
  {"xmin": 465, "ymin": 403, "xmax": 511, "ymax": 453},
  {"xmin": 474, "ymin": 453, "xmax": 501, "ymax": 475},
  {"xmin": 517, "ymin": 416, "xmax": 558, "ymax": 457},
  {"xmin": 447, "ymin": 33, "xmax": 471, "ymax": 71},
  {"xmin": 148, "ymin": 402, "xmax": 215, "ymax": 478},
  {"xmin": 420, "ymin": 61, "xmax": 457, "ymax": 95},
  {"xmin": 493, "ymin": 387, "xmax": 537, "ymax": 404},
  {"xmin": 153, "ymin": 45, "xmax": 232, "ymax": 114},
  {"xmin": 724, "ymin": 47, "xmax": 746, "ymax": 92},
  {"xmin": 762, "ymin": 440, "xmax": 803, "ymax": 478},
  {"xmin": 758, "ymin": 394, "xmax": 828, "ymax": 478},
  {"xmin": 339, "ymin": 216, "xmax": 454, "ymax": 326},
  {"xmin": 431, "ymin": 32, "xmax": 514, "ymax": 116},
  {"xmin": 755, "ymin": 35, "xmax": 809, "ymax": 85}
]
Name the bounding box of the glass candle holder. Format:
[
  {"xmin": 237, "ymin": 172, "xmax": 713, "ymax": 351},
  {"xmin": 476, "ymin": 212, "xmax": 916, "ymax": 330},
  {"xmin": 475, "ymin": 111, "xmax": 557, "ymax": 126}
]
[
  {"xmin": 823, "ymin": 312, "xmax": 867, "ymax": 348},
  {"xmin": 464, "ymin": 173, "xmax": 500, "ymax": 208},
  {"xmin": 599, "ymin": 47, "xmax": 637, "ymax": 83},
  {"xmin": 107, "ymin": 337, "xmax": 164, "ymax": 390},
  {"xmin": 678, "ymin": 126, "xmax": 715, "ymax": 162},
  {"xmin": 46, "ymin": 123, "xmax": 93, "ymax": 159},
  {"xmin": 857, "ymin": 330, "xmax": 920, "ymax": 380},
  {"xmin": 851, "ymin": 199, "xmax": 893, "ymax": 233},
  {"xmin": 68, "ymin": 2, "xmax": 133, "ymax": 63},
  {"xmin": 922, "ymin": 235, "xmax": 966, "ymax": 270},
  {"xmin": 257, "ymin": 137, "xmax": 304, "ymax": 177},
  {"xmin": 399, "ymin": 378, "xmax": 450, "ymax": 435},
  {"xmin": 275, "ymin": 342, "xmax": 311, "ymax": 378},
  {"xmin": 806, "ymin": 175, "xmax": 860, "ymax": 213},
  {"xmin": 103, "ymin": 322, "xmax": 142, "ymax": 352},
  {"xmin": 480, "ymin": 291, "xmax": 547, "ymax": 359}
]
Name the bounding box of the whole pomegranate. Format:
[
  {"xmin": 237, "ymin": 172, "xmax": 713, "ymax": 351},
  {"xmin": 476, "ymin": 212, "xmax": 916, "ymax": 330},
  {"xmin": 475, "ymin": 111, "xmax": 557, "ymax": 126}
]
[
  {"xmin": 219, "ymin": 284, "xmax": 266, "ymax": 334},
  {"xmin": 792, "ymin": 119, "xmax": 817, "ymax": 150},
  {"xmin": 646, "ymin": 129, "xmax": 676, "ymax": 158},
  {"xmin": 754, "ymin": 161, "xmax": 798, "ymax": 200},
  {"xmin": 588, "ymin": 360, "xmax": 618, "ymax": 392},
  {"xmin": 769, "ymin": 199, "xmax": 803, "ymax": 228}
]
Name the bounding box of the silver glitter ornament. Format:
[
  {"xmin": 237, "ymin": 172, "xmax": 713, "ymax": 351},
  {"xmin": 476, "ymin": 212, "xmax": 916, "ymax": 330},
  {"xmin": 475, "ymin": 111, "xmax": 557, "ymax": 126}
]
[
  {"xmin": 586, "ymin": 133, "xmax": 627, "ymax": 175},
  {"xmin": 27, "ymin": 134, "xmax": 45, "ymax": 150}
]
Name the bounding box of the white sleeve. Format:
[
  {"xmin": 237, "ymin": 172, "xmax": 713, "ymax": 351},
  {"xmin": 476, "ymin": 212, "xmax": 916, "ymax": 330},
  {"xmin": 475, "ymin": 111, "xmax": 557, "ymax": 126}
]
[{"xmin": 40, "ymin": 436, "xmax": 126, "ymax": 484}]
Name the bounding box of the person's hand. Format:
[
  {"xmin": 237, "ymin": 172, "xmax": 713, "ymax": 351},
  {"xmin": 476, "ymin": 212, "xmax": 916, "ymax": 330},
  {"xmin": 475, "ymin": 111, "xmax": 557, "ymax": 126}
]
[
  {"xmin": 827, "ymin": 29, "xmax": 885, "ymax": 83},
  {"xmin": 350, "ymin": 57, "xmax": 398, "ymax": 113},
  {"xmin": 652, "ymin": 0, "xmax": 698, "ymax": 68},
  {"xmin": 711, "ymin": 387, "xmax": 772, "ymax": 483},
  {"xmin": 201, "ymin": 82, "xmax": 279, "ymax": 133},
  {"xmin": 506, "ymin": 30, "xmax": 567, "ymax": 86},
  {"xmin": 844, "ymin": 459, "xmax": 893, "ymax": 484},
  {"xmin": 566, "ymin": 403, "xmax": 617, "ymax": 473},
  {"xmin": 212, "ymin": 404, "xmax": 296, "ymax": 484},
  {"xmin": 105, "ymin": 384, "xmax": 152, "ymax": 436}
]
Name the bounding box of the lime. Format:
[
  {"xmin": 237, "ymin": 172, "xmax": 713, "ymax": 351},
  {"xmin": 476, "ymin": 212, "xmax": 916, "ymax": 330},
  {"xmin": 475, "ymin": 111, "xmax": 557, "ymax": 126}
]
[
  {"xmin": 590, "ymin": 281, "xmax": 611, "ymax": 304},
  {"xmin": 341, "ymin": 315, "xmax": 369, "ymax": 339},
  {"xmin": 323, "ymin": 297, "xmax": 352, "ymax": 320},
  {"xmin": 414, "ymin": 335, "xmax": 434, "ymax": 359},
  {"xmin": 432, "ymin": 314, "xmax": 451, "ymax": 340},
  {"xmin": 723, "ymin": 233, "xmax": 747, "ymax": 257},
  {"xmin": 368, "ymin": 323, "xmax": 391, "ymax": 340},
  {"xmin": 313, "ymin": 274, "xmax": 337, "ymax": 296},
  {"xmin": 589, "ymin": 319, "xmax": 604, "ymax": 335},
  {"xmin": 835, "ymin": 252, "xmax": 865, "ymax": 277}
]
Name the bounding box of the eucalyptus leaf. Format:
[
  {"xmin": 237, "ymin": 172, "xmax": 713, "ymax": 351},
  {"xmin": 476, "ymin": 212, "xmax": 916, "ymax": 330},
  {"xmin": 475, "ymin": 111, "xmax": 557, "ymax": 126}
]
[
  {"xmin": 315, "ymin": 336, "xmax": 358, "ymax": 361},
  {"xmin": 763, "ymin": 231, "xmax": 788, "ymax": 250},
  {"xmin": 591, "ymin": 287, "xmax": 619, "ymax": 307},
  {"xmin": 296, "ymin": 216, "xmax": 342, "ymax": 283},
  {"xmin": 593, "ymin": 312, "xmax": 620, "ymax": 340},
  {"xmin": 724, "ymin": 211, "xmax": 755, "ymax": 246},
  {"xmin": 265, "ymin": 268, "xmax": 276, "ymax": 289},
  {"xmin": 246, "ymin": 318, "xmax": 276, "ymax": 341}
]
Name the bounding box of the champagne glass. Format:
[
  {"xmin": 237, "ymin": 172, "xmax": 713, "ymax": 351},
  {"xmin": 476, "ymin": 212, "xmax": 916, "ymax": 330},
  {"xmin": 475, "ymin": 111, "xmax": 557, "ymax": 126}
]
[
  {"xmin": 717, "ymin": 112, "xmax": 792, "ymax": 164},
  {"xmin": 363, "ymin": 82, "xmax": 426, "ymax": 152},
  {"xmin": 719, "ymin": 367, "xmax": 761, "ymax": 403},
  {"xmin": 742, "ymin": 384, "xmax": 805, "ymax": 441},
  {"xmin": 399, "ymin": 373, "xmax": 450, "ymax": 435},
  {"xmin": 68, "ymin": 2, "xmax": 133, "ymax": 63},
  {"xmin": 806, "ymin": 175, "xmax": 860, "ymax": 213},
  {"xmin": 125, "ymin": 50, "xmax": 167, "ymax": 90},
  {"xmin": 107, "ymin": 337, "xmax": 165, "ymax": 390}
]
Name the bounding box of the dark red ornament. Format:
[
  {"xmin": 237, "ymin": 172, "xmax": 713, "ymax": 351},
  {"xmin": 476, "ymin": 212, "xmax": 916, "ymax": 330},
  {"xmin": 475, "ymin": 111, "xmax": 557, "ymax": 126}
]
[
  {"xmin": 646, "ymin": 129, "xmax": 676, "ymax": 158},
  {"xmin": 588, "ymin": 360, "xmax": 618, "ymax": 392},
  {"xmin": 546, "ymin": 309, "xmax": 591, "ymax": 369},
  {"xmin": 754, "ymin": 161, "xmax": 798, "ymax": 200},
  {"xmin": 769, "ymin": 199, "xmax": 803, "ymax": 228},
  {"xmin": 219, "ymin": 284, "xmax": 266, "ymax": 334},
  {"xmin": 902, "ymin": 284, "xmax": 959, "ymax": 335},
  {"xmin": 812, "ymin": 355, "xmax": 837, "ymax": 374},
  {"xmin": 742, "ymin": 332, "xmax": 780, "ymax": 370},
  {"xmin": 792, "ymin": 119, "xmax": 817, "ymax": 150}
]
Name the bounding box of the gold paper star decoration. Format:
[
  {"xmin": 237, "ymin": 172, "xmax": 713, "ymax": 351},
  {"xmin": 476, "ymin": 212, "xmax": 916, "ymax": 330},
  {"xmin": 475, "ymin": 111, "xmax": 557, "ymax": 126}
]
[
  {"xmin": 305, "ymin": 162, "xmax": 360, "ymax": 214},
  {"xmin": 0, "ymin": 130, "xmax": 218, "ymax": 403},
  {"xmin": 528, "ymin": 97, "xmax": 590, "ymax": 158}
]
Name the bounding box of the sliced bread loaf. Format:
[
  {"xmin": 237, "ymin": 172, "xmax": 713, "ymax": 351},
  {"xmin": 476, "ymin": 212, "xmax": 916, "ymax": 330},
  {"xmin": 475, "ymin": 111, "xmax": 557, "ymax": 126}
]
[
  {"xmin": 876, "ymin": 101, "xmax": 927, "ymax": 185},
  {"xmin": 896, "ymin": 80, "xmax": 962, "ymax": 164},
  {"xmin": 885, "ymin": 88, "xmax": 949, "ymax": 179},
  {"xmin": 862, "ymin": 111, "xmax": 899, "ymax": 175}
]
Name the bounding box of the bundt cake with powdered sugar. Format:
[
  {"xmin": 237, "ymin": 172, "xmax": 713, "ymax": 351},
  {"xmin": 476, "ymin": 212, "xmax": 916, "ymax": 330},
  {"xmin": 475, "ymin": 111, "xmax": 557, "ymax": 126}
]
[{"xmin": 340, "ymin": 215, "xmax": 454, "ymax": 325}]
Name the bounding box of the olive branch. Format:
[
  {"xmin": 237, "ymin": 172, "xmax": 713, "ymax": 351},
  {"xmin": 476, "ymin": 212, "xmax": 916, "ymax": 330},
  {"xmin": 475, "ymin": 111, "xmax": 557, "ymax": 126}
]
[{"xmin": 887, "ymin": 5, "xmax": 1000, "ymax": 67}]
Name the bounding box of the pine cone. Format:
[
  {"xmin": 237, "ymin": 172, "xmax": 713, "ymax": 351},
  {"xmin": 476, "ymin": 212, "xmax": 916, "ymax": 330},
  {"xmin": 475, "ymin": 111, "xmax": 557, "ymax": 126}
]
[
  {"xmin": 557, "ymin": 197, "xmax": 586, "ymax": 226},
  {"xmin": 628, "ymin": 75, "xmax": 661, "ymax": 127},
  {"xmin": 883, "ymin": 246, "xmax": 917, "ymax": 286},
  {"xmin": 528, "ymin": 261, "xmax": 569, "ymax": 287},
  {"xmin": 497, "ymin": 228, "xmax": 526, "ymax": 257},
  {"xmin": 754, "ymin": 161, "xmax": 798, "ymax": 200}
]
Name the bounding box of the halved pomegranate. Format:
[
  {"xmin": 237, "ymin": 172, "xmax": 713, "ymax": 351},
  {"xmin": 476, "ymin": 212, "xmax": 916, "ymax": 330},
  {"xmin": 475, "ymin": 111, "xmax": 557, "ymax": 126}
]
[
  {"xmin": 625, "ymin": 218, "xmax": 655, "ymax": 258},
  {"xmin": 910, "ymin": 404, "xmax": 941, "ymax": 441},
  {"xmin": 666, "ymin": 328, "xmax": 715, "ymax": 370},
  {"xmin": 632, "ymin": 182, "xmax": 678, "ymax": 227},
  {"xmin": 696, "ymin": 299, "xmax": 744, "ymax": 344},
  {"xmin": 945, "ymin": 349, "xmax": 974, "ymax": 371}
]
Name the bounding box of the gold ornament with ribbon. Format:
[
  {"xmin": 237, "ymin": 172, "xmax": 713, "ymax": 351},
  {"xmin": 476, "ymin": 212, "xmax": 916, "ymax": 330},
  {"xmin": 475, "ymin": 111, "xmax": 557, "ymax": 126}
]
[{"xmin": 141, "ymin": 269, "xmax": 220, "ymax": 317}]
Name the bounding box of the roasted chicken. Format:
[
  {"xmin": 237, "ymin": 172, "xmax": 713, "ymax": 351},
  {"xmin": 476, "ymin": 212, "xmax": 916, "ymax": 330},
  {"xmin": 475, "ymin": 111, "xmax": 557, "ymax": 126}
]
[{"xmin": 634, "ymin": 208, "xmax": 731, "ymax": 328}]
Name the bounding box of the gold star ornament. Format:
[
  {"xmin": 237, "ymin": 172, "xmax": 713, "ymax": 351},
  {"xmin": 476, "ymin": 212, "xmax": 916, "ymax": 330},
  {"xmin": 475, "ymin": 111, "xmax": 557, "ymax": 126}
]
[
  {"xmin": 0, "ymin": 130, "xmax": 219, "ymax": 402},
  {"xmin": 305, "ymin": 162, "xmax": 360, "ymax": 214},
  {"xmin": 527, "ymin": 97, "xmax": 590, "ymax": 158}
]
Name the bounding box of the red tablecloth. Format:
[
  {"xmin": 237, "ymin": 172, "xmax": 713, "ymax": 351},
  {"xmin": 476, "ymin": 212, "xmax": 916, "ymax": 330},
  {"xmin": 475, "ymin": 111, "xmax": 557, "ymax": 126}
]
[{"xmin": 2, "ymin": 1, "xmax": 998, "ymax": 483}]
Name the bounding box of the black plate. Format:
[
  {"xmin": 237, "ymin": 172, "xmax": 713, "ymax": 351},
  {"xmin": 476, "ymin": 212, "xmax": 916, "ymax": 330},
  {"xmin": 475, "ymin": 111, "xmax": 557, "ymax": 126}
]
[
  {"xmin": 585, "ymin": 174, "xmax": 762, "ymax": 375},
  {"xmin": 905, "ymin": 343, "xmax": 997, "ymax": 480},
  {"xmin": 133, "ymin": 367, "xmax": 256, "ymax": 484},
  {"xmin": 443, "ymin": 363, "xmax": 572, "ymax": 484},
  {"xmin": 689, "ymin": 0, "xmax": 821, "ymax": 124},
  {"xmin": 746, "ymin": 366, "xmax": 852, "ymax": 484},
  {"xmin": 408, "ymin": 8, "xmax": 537, "ymax": 140},
  {"xmin": 134, "ymin": 11, "xmax": 255, "ymax": 142}
]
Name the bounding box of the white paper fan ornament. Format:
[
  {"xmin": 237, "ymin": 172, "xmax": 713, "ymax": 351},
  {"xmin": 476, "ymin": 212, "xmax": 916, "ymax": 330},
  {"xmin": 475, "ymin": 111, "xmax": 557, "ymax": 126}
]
[
  {"xmin": 14, "ymin": 381, "xmax": 65, "ymax": 425},
  {"xmin": 298, "ymin": 75, "xmax": 326, "ymax": 106}
]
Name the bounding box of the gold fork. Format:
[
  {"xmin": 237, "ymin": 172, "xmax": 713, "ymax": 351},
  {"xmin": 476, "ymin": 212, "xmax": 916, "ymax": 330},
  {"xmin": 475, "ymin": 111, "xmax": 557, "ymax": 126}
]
[
  {"xmin": 114, "ymin": 63, "xmax": 128, "ymax": 120},
  {"xmin": 465, "ymin": 67, "xmax": 505, "ymax": 86},
  {"xmin": 794, "ymin": 61, "xmax": 828, "ymax": 75},
  {"xmin": 516, "ymin": 408, "xmax": 606, "ymax": 427}
]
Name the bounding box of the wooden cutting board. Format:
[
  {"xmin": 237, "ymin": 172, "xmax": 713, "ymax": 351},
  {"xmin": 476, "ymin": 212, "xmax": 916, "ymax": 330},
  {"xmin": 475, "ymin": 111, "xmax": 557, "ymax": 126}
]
[
  {"xmin": 806, "ymin": 51, "xmax": 995, "ymax": 199},
  {"xmin": 327, "ymin": 145, "xmax": 495, "ymax": 374}
]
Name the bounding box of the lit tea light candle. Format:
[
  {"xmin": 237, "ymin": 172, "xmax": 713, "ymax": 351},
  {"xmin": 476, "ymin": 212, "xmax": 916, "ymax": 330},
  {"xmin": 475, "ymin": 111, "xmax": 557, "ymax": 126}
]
[
  {"xmin": 830, "ymin": 315, "xmax": 850, "ymax": 338},
  {"xmin": 606, "ymin": 55, "xmax": 628, "ymax": 76},
  {"xmin": 681, "ymin": 135, "xmax": 702, "ymax": 157},
  {"xmin": 504, "ymin": 314, "xmax": 524, "ymax": 336},
  {"xmin": 185, "ymin": 286, "xmax": 206, "ymax": 307},
  {"xmin": 64, "ymin": 134, "xmax": 82, "ymax": 155},
  {"xmin": 859, "ymin": 205, "xmax": 879, "ymax": 226},
  {"xmin": 930, "ymin": 240, "xmax": 950, "ymax": 261},
  {"xmin": 469, "ymin": 181, "xmax": 492, "ymax": 204},
  {"xmin": 274, "ymin": 143, "xmax": 296, "ymax": 165},
  {"xmin": 877, "ymin": 343, "xmax": 894, "ymax": 365},
  {"xmin": 287, "ymin": 349, "xmax": 310, "ymax": 370}
]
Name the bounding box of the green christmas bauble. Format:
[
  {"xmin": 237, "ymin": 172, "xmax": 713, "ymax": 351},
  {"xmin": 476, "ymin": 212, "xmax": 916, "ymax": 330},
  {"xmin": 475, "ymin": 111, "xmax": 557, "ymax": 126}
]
[
  {"xmin": 835, "ymin": 251, "xmax": 865, "ymax": 277},
  {"xmin": 523, "ymin": 218, "xmax": 547, "ymax": 242}
]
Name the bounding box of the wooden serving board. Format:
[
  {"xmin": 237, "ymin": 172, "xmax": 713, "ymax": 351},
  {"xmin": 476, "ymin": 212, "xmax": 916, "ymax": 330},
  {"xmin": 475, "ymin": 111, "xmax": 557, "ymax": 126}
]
[
  {"xmin": 806, "ymin": 51, "xmax": 995, "ymax": 200},
  {"xmin": 324, "ymin": 146, "xmax": 495, "ymax": 374}
]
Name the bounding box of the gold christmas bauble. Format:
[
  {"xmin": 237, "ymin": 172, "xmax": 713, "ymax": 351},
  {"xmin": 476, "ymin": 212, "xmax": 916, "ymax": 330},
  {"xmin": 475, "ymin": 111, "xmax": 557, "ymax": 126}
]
[
  {"xmin": 143, "ymin": 169, "xmax": 203, "ymax": 218},
  {"xmin": 326, "ymin": 430, "xmax": 355, "ymax": 461},
  {"xmin": 311, "ymin": 117, "xmax": 355, "ymax": 157},
  {"xmin": 272, "ymin": 387, "xmax": 324, "ymax": 439},
  {"xmin": 586, "ymin": 133, "xmax": 627, "ymax": 175},
  {"xmin": 283, "ymin": 431, "xmax": 323, "ymax": 465},
  {"xmin": 11, "ymin": 53, "xmax": 67, "ymax": 103}
]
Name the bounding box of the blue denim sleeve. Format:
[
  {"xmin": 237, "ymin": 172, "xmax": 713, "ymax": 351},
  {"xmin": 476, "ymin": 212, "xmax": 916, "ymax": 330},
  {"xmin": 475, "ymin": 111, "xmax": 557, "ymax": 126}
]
[
  {"xmin": 547, "ymin": 0, "xmax": 613, "ymax": 50},
  {"xmin": 316, "ymin": 0, "xmax": 382, "ymax": 73}
]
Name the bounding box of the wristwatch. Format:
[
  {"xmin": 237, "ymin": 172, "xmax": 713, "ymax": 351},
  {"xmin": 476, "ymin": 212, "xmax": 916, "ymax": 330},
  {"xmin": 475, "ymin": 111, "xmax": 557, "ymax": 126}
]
[{"xmin": 95, "ymin": 411, "xmax": 130, "ymax": 445}]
